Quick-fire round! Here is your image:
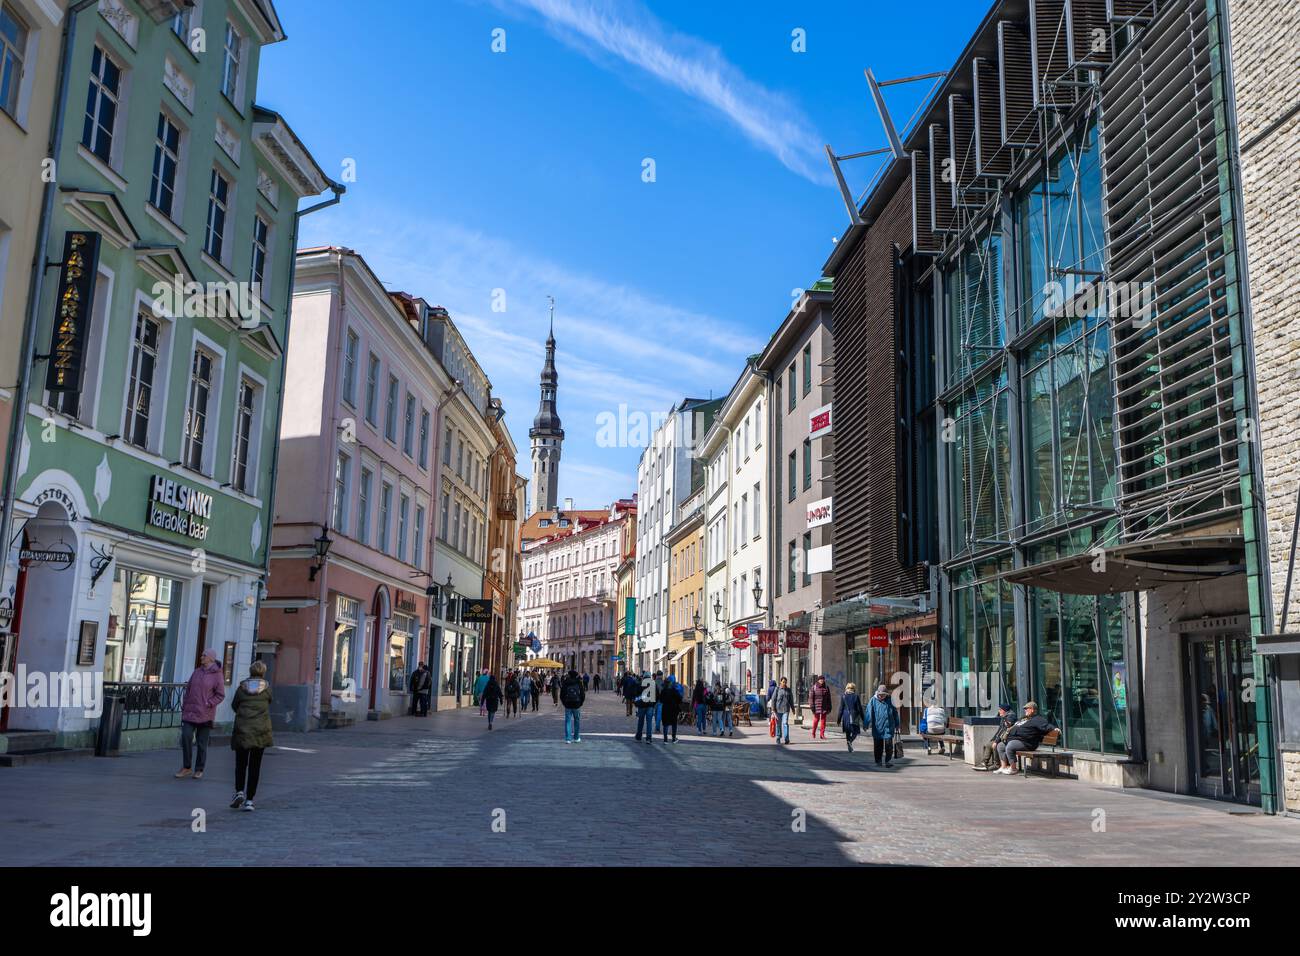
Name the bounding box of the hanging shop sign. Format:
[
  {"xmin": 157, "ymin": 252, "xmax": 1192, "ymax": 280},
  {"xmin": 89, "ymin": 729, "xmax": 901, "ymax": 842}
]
[
  {"xmin": 513, "ymin": 642, "xmax": 526, "ymax": 658},
  {"xmin": 784, "ymin": 630, "xmax": 810, "ymax": 649},
  {"xmin": 731, "ymin": 625, "xmax": 749, "ymax": 641},
  {"xmin": 19, "ymin": 542, "xmax": 76, "ymax": 570},
  {"xmin": 45, "ymin": 231, "xmax": 102, "ymax": 395},
  {"xmin": 731, "ymin": 640, "xmax": 751, "ymax": 650},
  {"xmin": 0, "ymin": 597, "xmax": 13, "ymax": 631},
  {"xmin": 757, "ymin": 630, "xmax": 779, "ymax": 654},
  {"xmin": 395, "ymin": 590, "xmax": 418, "ymax": 614},
  {"xmin": 806, "ymin": 497, "xmax": 832, "ymax": 529},
  {"xmin": 868, "ymin": 626, "xmax": 889, "ymax": 648},
  {"xmin": 146, "ymin": 475, "xmax": 213, "ymax": 542},
  {"xmin": 459, "ymin": 598, "xmax": 493, "ymax": 624},
  {"xmin": 624, "ymin": 597, "xmax": 636, "ymax": 635},
  {"xmin": 808, "ymin": 403, "xmax": 832, "ymax": 439}
]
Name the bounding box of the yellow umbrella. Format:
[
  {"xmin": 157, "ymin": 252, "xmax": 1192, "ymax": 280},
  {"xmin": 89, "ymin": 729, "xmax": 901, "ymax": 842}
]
[{"xmin": 525, "ymin": 658, "xmax": 565, "ymax": 669}]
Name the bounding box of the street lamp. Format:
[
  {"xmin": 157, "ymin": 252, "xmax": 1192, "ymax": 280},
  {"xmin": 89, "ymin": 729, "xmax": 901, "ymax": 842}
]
[
  {"xmin": 752, "ymin": 572, "xmax": 768, "ymax": 611},
  {"xmin": 308, "ymin": 525, "xmax": 332, "ymax": 581},
  {"xmin": 713, "ymin": 593, "xmax": 724, "ymax": 623}
]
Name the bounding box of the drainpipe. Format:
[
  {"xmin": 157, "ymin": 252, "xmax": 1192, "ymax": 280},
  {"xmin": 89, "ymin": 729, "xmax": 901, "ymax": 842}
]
[
  {"xmin": 0, "ymin": 0, "xmax": 98, "ymax": 612},
  {"xmin": 429, "ymin": 379, "xmax": 464, "ymax": 702},
  {"xmin": 263, "ymin": 188, "xmax": 343, "ymax": 728}
]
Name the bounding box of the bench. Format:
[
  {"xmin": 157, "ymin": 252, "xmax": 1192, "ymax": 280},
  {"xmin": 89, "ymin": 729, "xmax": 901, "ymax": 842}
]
[
  {"xmin": 920, "ymin": 716, "xmax": 964, "ymax": 759},
  {"xmin": 1013, "ymin": 729, "xmax": 1074, "ymax": 777}
]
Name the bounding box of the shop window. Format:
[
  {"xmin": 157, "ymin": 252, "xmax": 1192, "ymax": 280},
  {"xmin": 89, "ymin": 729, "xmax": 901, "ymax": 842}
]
[
  {"xmin": 106, "ymin": 569, "xmax": 183, "ymax": 683},
  {"xmin": 333, "ymin": 597, "xmax": 359, "ymax": 692},
  {"xmin": 389, "ymin": 614, "xmax": 415, "ymax": 691}
]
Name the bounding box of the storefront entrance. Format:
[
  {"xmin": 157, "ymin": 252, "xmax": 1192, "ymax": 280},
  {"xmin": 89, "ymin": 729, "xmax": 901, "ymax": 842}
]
[{"xmin": 1186, "ymin": 632, "xmax": 1260, "ymax": 805}]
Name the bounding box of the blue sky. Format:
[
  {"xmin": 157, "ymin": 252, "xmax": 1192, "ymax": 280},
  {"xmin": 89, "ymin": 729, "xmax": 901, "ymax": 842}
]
[{"xmin": 261, "ymin": 0, "xmax": 989, "ymax": 509}]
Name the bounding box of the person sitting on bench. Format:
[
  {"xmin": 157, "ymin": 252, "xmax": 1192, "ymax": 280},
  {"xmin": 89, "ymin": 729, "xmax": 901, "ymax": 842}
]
[
  {"xmin": 995, "ymin": 701, "xmax": 1058, "ymax": 774},
  {"xmin": 974, "ymin": 702, "xmax": 1016, "ymax": 771},
  {"xmin": 923, "ymin": 700, "xmax": 948, "ymax": 754}
]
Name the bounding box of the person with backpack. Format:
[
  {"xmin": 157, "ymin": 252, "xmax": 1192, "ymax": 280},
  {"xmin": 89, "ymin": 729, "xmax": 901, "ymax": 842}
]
[
  {"xmin": 720, "ymin": 683, "xmax": 737, "ymax": 736},
  {"xmin": 560, "ymin": 669, "xmax": 586, "ymax": 742},
  {"xmin": 808, "ymin": 675, "xmax": 833, "ymax": 740},
  {"xmin": 866, "ymin": 684, "xmax": 900, "ymax": 767},
  {"xmin": 770, "ymin": 677, "xmax": 796, "ymax": 745},
  {"xmin": 622, "ymin": 670, "xmax": 640, "ymax": 717},
  {"xmin": 481, "ymin": 674, "xmax": 503, "ymax": 730},
  {"xmin": 660, "ymin": 676, "xmax": 683, "ymax": 743},
  {"xmin": 504, "ymin": 671, "xmax": 520, "ymax": 717},
  {"xmin": 634, "ymin": 671, "xmax": 657, "ymax": 743},
  {"xmin": 923, "ymin": 699, "xmax": 949, "ymax": 755},
  {"xmin": 707, "ymin": 682, "xmax": 727, "ymax": 735},
  {"xmin": 230, "ymin": 660, "xmax": 273, "ymax": 811},
  {"xmin": 652, "ymin": 671, "xmax": 665, "ymax": 734},
  {"xmin": 474, "ymin": 669, "xmax": 490, "ymax": 715},
  {"xmin": 995, "ymin": 701, "xmax": 1058, "ymax": 774},
  {"xmin": 837, "ymin": 682, "xmax": 866, "ymax": 752},
  {"xmin": 691, "ymin": 680, "xmax": 708, "ymax": 734}
]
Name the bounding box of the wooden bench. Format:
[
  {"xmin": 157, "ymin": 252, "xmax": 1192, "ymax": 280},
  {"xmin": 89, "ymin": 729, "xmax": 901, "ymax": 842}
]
[
  {"xmin": 1012, "ymin": 729, "xmax": 1074, "ymax": 777},
  {"xmin": 920, "ymin": 716, "xmax": 964, "ymax": 759}
]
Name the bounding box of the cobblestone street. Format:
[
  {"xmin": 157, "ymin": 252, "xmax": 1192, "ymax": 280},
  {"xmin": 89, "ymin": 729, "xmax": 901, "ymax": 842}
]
[{"xmin": 2, "ymin": 691, "xmax": 1298, "ymax": 866}]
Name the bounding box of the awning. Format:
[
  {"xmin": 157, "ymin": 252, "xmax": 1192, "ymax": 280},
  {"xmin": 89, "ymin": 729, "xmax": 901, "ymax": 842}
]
[
  {"xmin": 1255, "ymin": 634, "xmax": 1300, "ymax": 656},
  {"xmin": 1003, "ymin": 535, "xmax": 1244, "ymax": 595},
  {"xmin": 820, "ymin": 595, "xmax": 929, "ymax": 635}
]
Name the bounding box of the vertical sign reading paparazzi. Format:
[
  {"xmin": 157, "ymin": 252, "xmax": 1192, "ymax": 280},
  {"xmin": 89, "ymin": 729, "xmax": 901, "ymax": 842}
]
[{"xmin": 45, "ymin": 231, "xmax": 102, "ymax": 395}]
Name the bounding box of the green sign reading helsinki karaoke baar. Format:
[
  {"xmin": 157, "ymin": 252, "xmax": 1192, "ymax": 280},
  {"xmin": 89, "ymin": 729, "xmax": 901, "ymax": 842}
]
[{"xmin": 146, "ymin": 474, "xmax": 213, "ymax": 542}]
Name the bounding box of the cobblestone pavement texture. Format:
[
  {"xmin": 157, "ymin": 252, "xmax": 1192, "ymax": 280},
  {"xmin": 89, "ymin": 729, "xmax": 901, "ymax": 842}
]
[{"xmin": 2, "ymin": 690, "xmax": 1297, "ymax": 865}]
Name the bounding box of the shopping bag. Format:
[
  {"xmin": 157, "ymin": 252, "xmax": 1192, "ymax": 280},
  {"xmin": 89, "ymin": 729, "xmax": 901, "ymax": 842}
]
[
  {"xmin": 893, "ymin": 735, "xmax": 904, "ymax": 760},
  {"xmin": 769, "ymin": 714, "xmax": 777, "ymax": 737}
]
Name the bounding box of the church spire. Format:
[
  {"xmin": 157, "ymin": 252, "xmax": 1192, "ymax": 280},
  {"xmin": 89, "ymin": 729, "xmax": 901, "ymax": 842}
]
[{"xmin": 529, "ymin": 297, "xmax": 563, "ymax": 514}]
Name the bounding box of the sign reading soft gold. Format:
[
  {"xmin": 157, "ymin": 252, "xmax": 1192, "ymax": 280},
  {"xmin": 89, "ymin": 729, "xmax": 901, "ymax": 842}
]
[{"xmin": 45, "ymin": 231, "xmax": 101, "ymax": 394}]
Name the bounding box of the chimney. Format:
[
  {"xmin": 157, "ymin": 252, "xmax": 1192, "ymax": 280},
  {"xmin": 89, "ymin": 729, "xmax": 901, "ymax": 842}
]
[{"xmin": 564, "ymin": 497, "xmax": 574, "ymax": 511}]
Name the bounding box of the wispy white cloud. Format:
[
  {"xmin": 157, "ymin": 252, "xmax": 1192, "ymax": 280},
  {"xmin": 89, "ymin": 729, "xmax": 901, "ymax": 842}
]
[
  {"xmin": 492, "ymin": 0, "xmax": 832, "ymax": 185},
  {"xmin": 300, "ymin": 207, "xmax": 753, "ymax": 507}
]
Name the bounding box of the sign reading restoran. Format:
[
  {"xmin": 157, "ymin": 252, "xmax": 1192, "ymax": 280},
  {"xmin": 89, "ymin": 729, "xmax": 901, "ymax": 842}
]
[{"xmin": 146, "ymin": 475, "xmax": 213, "ymax": 542}]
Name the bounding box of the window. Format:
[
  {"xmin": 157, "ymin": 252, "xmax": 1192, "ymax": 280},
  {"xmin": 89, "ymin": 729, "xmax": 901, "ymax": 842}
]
[
  {"xmin": 456, "ymin": 436, "xmax": 464, "ymax": 478},
  {"xmin": 803, "ymin": 344, "xmax": 812, "ymax": 396},
  {"xmin": 170, "ymin": 7, "xmax": 190, "ymax": 40},
  {"xmin": 413, "ymin": 505, "xmax": 425, "ymax": 568},
  {"xmin": 0, "ymin": 4, "xmax": 25, "ymax": 120},
  {"xmin": 397, "ymin": 494, "xmax": 410, "ymax": 562},
  {"xmin": 788, "ymin": 363, "xmax": 796, "ymax": 411},
  {"xmin": 452, "ymin": 501, "xmax": 461, "ymax": 551},
  {"xmin": 752, "ymin": 483, "xmax": 760, "ymax": 539},
  {"xmin": 364, "ymin": 353, "xmax": 379, "ymax": 423},
  {"xmin": 182, "ymin": 347, "xmax": 215, "ymax": 472},
  {"xmin": 418, "ymin": 409, "xmax": 430, "ymax": 468},
  {"xmin": 333, "ymin": 597, "xmax": 359, "ymax": 691},
  {"xmin": 149, "ymin": 113, "xmax": 181, "ymax": 218},
  {"xmin": 440, "ymin": 491, "xmax": 450, "ymax": 540},
  {"xmin": 204, "ymin": 168, "xmax": 230, "ymax": 261},
  {"xmin": 378, "ymin": 482, "xmax": 393, "ymax": 554},
  {"xmin": 442, "ymin": 424, "xmax": 452, "ymax": 465},
  {"xmin": 403, "ymin": 393, "xmax": 415, "ymax": 456},
  {"xmin": 740, "ymin": 493, "xmax": 748, "ymax": 543},
  {"xmin": 342, "ymin": 330, "xmax": 358, "ymax": 406},
  {"xmin": 332, "ymin": 452, "xmax": 350, "ymax": 532},
  {"xmin": 803, "ymin": 438, "xmax": 812, "ymax": 491},
  {"xmin": 357, "ymin": 468, "xmax": 373, "ymax": 544},
  {"xmin": 82, "ymin": 45, "xmax": 121, "ymax": 164},
  {"xmin": 231, "ymin": 377, "xmax": 258, "ymax": 494},
  {"xmin": 250, "ymin": 215, "xmax": 269, "ymax": 289},
  {"xmin": 384, "ymin": 374, "xmax": 398, "ymax": 442},
  {"xmin": 788, "ymin": 451, "xmax": 797, "ymax": 502},
  {"xmin": 788, "ymin": 540, "xmax": 797, "ymax": 593},
  {"xmin": 755, "ymin": 401, "xmax": 763, "ymax": 447},
  {"xmin": 220, "ymin": 20, "xmax": 241, "ymax": 101},
  {"xmin": 123, "ymin": 312, "xmax": 161, "ymax": 450},
  {"xmin": 802, "ymin": 532, "xmax": 812, "ymax": 586}
]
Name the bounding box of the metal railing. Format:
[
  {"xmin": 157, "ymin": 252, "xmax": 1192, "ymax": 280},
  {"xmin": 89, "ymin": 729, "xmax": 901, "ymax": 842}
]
[{"xmin": 103, "ymin": 682, "xmax": 188, "ymax": 731}]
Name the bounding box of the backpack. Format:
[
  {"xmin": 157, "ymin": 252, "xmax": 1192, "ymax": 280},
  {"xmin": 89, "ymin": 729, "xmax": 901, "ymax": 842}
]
[{"xmin": 560, "ymin": 680, "xmax": 583, "ymax": 708}]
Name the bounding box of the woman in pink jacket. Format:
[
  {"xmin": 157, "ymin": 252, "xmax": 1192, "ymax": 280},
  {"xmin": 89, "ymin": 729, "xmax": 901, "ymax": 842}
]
[{"xmin": 176, "ymin": 649, "xmax": 225, "ymax": 779}]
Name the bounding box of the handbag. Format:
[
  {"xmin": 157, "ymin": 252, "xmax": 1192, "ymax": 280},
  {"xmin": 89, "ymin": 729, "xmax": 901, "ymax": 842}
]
[
  {"xmin": 769, "ymin": 714, "xmax": 777, "ymax": 737},
  {"xmin": 893, "ymin": 735, "xmax": 904, "ymax": 760}
]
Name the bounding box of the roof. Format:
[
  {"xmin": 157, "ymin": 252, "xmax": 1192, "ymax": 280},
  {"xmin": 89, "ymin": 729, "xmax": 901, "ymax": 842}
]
[{"xmin": 519, "ymin": 506, "xmax": 629, "ymax": 547}]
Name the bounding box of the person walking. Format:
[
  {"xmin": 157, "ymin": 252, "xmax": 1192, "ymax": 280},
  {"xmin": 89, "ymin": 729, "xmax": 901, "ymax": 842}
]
[
  {"xmin": 177, "ymin": 648, "xmax": 225, "ymax": 779},
  {"xmin": 229, "ymin": 660, "xmax": 273, "ymax": 811},
  {"xmin": 560, "ymin": 669, "xmax": 586, "ymax": 742},
  {"xmin": 660, "ymin": 675, "xmax": 683, "ymax": 743},
  {"xmin": 721, "ymin": 683, "xmax": 736, "ymax": 737},
  {"xmin": 622, "ymin": 670, "xmax": 640, "ymax": 717},
  {"xmin": 770, "ymin": 677, "xmax": 796, "ymax": 745},
  {"xmin": 531, "ymin": 672, "xmax": 542, "ymax": 711},
  {"xmin": 652, "ymin": 671, "xmax": 665, "ymax": 734},
  {"xmin": 691, "ymin": 680, "xmax": 708, "ymax": 734},
  {"xmin": 634, "ymin": 671, "xmax": 657, "ymax": 743},
  {"xmin": 409, "ymin": 661, "xmax": 432, "ymax": 717},
  {"xmin": 474, "ymin": 669, "xmax": 490, "ymax": 716},
  {"xmin": 708, "ymin": 682, "xmax": 727, "ymax": 736},
  {"xmin": 519, "ymin": 672, "xmax": 534, "ymax": 712},
  {"xmin": 866, "ymin": 684, "xmax": 900, "ymax": 767},
  {"xmin": 581, "ymin": 671, "xmax": 590, "ymax": 691},
  {"xmin": 504, "ymin": 671, "xmax": 520, "ymax": 718},
  {"xmin": 550, "ymin": 672, "xmax": 560, "ymax": 707},
  {"xmin": 592, "ymin": 673, "xmax": 601, "ymax": 693},
  {"xmin": 837, "ymin": 682, "xmax": 866, "ymax": 752},
  {"xmin": 808, "ymin": 675, "xmax": 833, "ymax": 741},
  {"xmin": 481, "ymin": 674, "xmax": 503, "ymax": 730}
]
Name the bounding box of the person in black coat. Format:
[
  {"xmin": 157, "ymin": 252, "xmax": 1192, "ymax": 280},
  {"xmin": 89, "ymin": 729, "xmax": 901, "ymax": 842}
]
[
  {"xmin": 995, "ymin": 701, "xmax": 1058, "ymax": 773},
  {"xmin": 504, "ymin": 672, "xmax": 520, "ymax": 718},
  {"xmin": 660, "ymin": 679, "xmax": 684, "ymax": 743},
  {"xmin": 482, "ymin": 676, "xmax": 503, "ymax": 731}
]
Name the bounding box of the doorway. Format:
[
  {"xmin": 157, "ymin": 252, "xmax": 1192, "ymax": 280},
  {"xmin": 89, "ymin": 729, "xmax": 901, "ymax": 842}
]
[{"xmin": 1185, "ymin": 632, "xmax": 1260, "ymax": 805}]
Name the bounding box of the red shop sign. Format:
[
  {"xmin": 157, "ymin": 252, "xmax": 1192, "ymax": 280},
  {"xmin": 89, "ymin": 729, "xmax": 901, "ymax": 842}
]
[
  {"xmin": 757, "ymin": 630, "xmax": 779, "ymax": 654},
  {"xmin": 784, "ymin": 630, "xmax": 810, "ymax": 649},
  {"xmin": 731, "ymin": 625, "xmax": 749, "ymax": 641},
  {"xmin": 731, "ymin": 640, "xmax": 751, "ymax": 650},
  {"xmin": 868, "ymin": 626, "xmax": 889, "ymax": 648}
]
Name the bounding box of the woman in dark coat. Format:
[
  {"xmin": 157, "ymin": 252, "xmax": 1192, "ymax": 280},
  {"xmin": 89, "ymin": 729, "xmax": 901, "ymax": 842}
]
[
  {"xmin": 691, "ymin": 680, "xmax": 708, "ymax": 734},
  {"xmin": 504, "ymin": 672, "xmax": 520, "ymax": 718},
  {"xmin": 837, "ymin": 682, "xmax": 866, "ymax": 752},
  {"xmin": 230, "ymin": 660, "xmax": 273, "ymax": 811},
  {"xmin": 808, "ymin": 675, "xmax": 833, "ymax": 740},
  {"xmin": 659, "ymin": 678, "xmax": 684, "ymax": 743},
  {"xmin": 482, "ymin": 675, "xmax": 503, "ymax": 730}
]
